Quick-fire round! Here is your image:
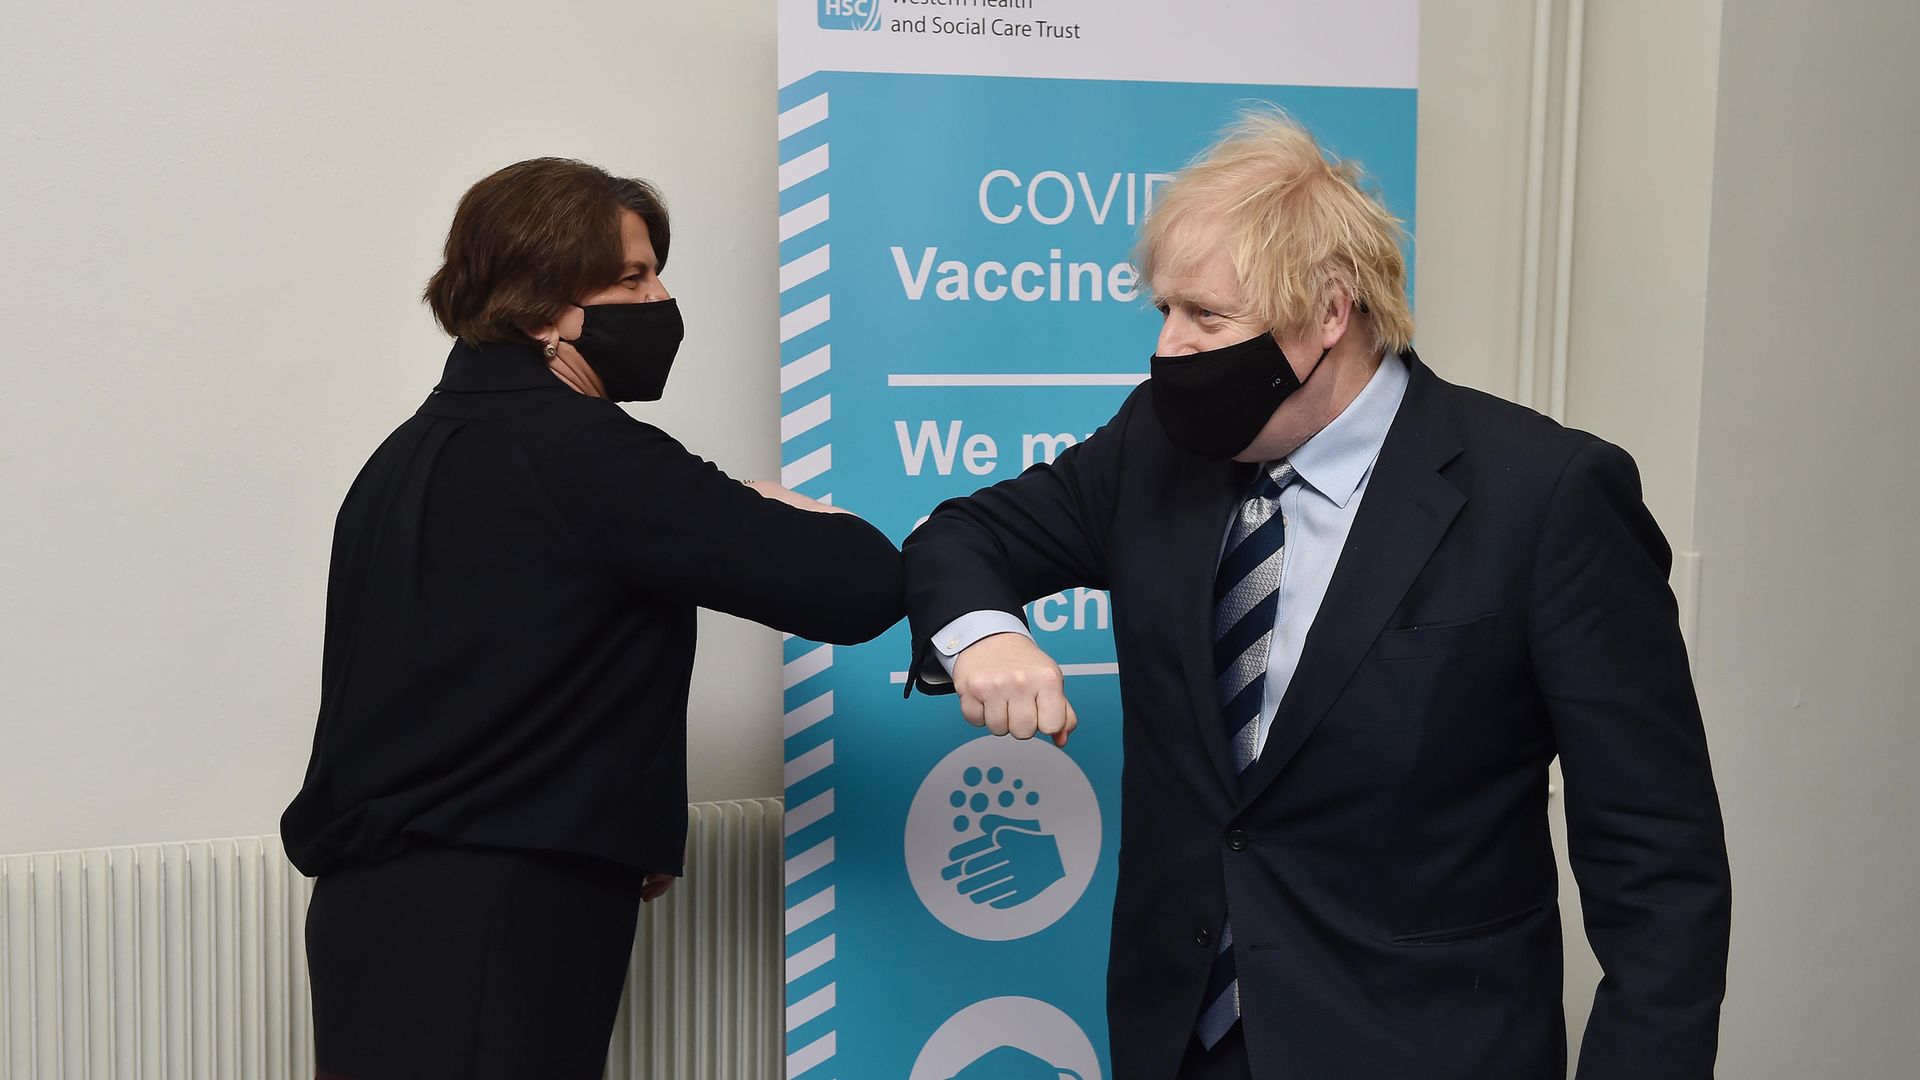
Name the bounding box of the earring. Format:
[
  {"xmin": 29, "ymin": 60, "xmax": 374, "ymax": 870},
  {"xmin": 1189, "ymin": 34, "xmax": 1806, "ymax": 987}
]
[{"xmin": 543, "ymin": 342, "xmax": 559, "ymax": 359}]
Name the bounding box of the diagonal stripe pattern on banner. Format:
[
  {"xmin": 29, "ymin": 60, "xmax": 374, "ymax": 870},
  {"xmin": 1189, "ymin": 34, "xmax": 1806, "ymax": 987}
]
[{"xmin": 779, "ymin": 76, "xmax": 841, "ymax": 1079}]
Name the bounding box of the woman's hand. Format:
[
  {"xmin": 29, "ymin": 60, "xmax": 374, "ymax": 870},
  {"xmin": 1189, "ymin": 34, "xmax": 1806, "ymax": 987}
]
[
  {"xmin": 641, "ymin": 872, "xmax": 676, "ymax": 903},
  {"xmin": 745, "ymin": 480, "xmax": 848, "ymax": 515}
]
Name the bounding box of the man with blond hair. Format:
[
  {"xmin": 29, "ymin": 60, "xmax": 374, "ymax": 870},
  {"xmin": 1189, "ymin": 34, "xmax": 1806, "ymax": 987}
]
[{"xmin": 904, "ymin": 113, "xmax": 1730, "ymax": 1079}]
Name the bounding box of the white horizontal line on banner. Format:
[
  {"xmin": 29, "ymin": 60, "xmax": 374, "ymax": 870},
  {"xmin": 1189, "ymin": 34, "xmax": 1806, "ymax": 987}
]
[
  {"xmin": 888, "ymin": 661, "xmax": 1121, "ymax": 685},
  {"xmin": 785, "ymin": 979, "xmax": 836, "ymax": 1031},
  {"xmin": 888, "ymin": 373, "xmax": 1147, "ymax": 388},
  {"xmin": 777, "ymin": 93, "xmax": 829, "ymax": 141}
]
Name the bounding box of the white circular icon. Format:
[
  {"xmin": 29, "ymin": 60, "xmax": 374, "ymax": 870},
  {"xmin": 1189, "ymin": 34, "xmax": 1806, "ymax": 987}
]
[
  {"xmin": 910, "ymin": 996, "xmax": 1103, "ymax": 1080},
  {"xmin": 904, "ymin": 736, "xmax": 1101, "ymax": 941}
]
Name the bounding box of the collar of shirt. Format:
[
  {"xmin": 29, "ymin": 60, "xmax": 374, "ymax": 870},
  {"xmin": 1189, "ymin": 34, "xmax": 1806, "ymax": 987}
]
[
  {"xmin": 1283, "ymin": 352, "xmax": 1412, "ymax": 508},
  {"xmin": 434, "ymin": 340, "xmax": 567, "ymax": 393}
]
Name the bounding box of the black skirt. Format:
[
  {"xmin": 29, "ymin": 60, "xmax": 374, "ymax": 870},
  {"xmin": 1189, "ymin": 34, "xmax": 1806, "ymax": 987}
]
[{"xmin": 305, "ymin": 844, "xmax": 644, "ymax": 1080}]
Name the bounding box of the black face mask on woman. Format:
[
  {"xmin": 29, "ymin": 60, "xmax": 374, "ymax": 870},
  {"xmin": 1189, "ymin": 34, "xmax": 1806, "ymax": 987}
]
[
  {"xmin": 568, "ymin": 298, "xmax": 685, "ymax": 402},
  {"xmin": 1149, "ymin": 332, "xmax": 1329, "ymax": 460}
]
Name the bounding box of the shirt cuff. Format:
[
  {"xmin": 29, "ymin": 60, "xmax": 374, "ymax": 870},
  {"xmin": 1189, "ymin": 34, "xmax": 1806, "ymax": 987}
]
[{"xmin": 926, "ymin": 610, "xmax": 1033, "ymax": 678}]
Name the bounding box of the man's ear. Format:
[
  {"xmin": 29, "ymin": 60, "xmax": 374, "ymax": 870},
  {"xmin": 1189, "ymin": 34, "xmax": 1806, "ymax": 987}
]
[{"xmin": 1320, "ymin": 287, "xmax": 1354, "ymax": 350}]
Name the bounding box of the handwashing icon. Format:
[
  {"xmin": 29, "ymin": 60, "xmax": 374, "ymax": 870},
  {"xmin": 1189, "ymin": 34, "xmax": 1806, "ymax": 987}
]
[
  {"xmin": 905, "ymin": 739, "xmax": 1101, "ymax": 941},
  {"xmin": 939, "ymin": 766, "xmax": 1066, "ymax": 909}
]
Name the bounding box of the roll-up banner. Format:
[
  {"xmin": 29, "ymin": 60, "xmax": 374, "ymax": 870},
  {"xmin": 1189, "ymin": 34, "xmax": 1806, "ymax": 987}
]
[{"xmin": 776, "ymin": 4, "xmax": 1418, "ymax": 1076}]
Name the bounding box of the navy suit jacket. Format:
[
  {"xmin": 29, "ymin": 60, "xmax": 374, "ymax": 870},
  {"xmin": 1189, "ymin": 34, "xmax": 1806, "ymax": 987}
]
[{"xmin": 904, "ymin": 353, "xmax": 1730, "ymax": 1079}]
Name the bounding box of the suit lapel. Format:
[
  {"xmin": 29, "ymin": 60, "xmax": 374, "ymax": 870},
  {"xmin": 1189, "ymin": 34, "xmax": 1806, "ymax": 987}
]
[
  {"xmin": 1170, "ymin": 453, "xmax": 1256, "ymax": 796},
  {"xmin": 1234, "ymin": 357, "xmax": 1466, "ymax": 809}
]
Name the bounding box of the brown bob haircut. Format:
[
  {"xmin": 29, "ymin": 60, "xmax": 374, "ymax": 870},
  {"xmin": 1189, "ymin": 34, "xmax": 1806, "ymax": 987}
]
[{"xmin": 425, "ymin": 157, "xmax": 670, "ymax": 345}]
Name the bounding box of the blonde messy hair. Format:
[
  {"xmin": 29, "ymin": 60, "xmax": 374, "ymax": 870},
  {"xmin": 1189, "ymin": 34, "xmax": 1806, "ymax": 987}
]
[{"xmin": 1138, "ymin": 110, "xmax": 1413, "ymax": 354}]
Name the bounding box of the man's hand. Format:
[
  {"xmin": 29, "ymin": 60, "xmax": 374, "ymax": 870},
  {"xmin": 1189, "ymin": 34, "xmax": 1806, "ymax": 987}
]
[
  {"xmin": 543, "ymin": 337, "xmax": 608, "ymax": 398},
  {"xmin": 951, "ymin": 632, "xmax": 1078, "ymax": 748}
]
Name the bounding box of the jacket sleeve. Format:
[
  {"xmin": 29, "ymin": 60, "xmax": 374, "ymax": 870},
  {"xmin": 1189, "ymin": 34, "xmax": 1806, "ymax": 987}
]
[
  {"xmin": 900, "ymin": 386, "xmax": 1141, "ymax": 693},
  {"xmin": 533, "ymin": 403, "xmax": 904, "ymax": 646},
  {"xmin": 1529, "ymin": 438, "xmax": 1732, "ymax": 1079}
]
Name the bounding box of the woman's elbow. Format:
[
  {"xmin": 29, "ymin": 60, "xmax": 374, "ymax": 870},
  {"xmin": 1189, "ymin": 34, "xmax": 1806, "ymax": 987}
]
[
  {"xmin": 821, "ymin": 549, "xmax": 904, "ymax": 644},
  {"xmin": 777, "ymin": 517, "xmax": 904, "ymax": 644}
]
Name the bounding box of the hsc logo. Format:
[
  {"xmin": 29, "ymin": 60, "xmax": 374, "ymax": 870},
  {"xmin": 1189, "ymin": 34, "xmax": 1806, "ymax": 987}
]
[{"xmin": 818, "ymin": 0, "xmax": 883, "ymax": 32}]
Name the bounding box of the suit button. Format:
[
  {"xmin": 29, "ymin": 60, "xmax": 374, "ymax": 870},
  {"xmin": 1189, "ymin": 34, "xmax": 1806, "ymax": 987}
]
[
  {"xmin": 1195, "ymin": 927, "xmax": 1212, "ymax": 948},
  {"xmin": 1226, "ymin": 829, "xmax": 1249, "ymax": 851}
]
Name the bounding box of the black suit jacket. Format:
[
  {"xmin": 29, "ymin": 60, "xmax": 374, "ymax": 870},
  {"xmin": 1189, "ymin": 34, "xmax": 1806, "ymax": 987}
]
[{"xmin": 904, "ymin": 354, "xmax": 1729, "ymax": 1080}]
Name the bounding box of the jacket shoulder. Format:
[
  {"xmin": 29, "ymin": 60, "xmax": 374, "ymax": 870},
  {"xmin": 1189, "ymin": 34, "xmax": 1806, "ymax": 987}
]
[
  {"xmin": 508, "ymin": 391, "xmax": 691, "ymax": 455},
  {"xmin": 1424, "ymin": 368, "xmax": 1624, "ymax": 477}
]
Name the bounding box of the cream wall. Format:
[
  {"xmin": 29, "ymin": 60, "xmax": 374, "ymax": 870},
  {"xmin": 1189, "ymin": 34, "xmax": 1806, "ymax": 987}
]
[
  {"xmin": 1561, "ymin": 0, "xmax": 1722, "ymax": 550},
  {"xmin": 1693, "ymin": 0, "xmax": 1920, "ymax": 1072},
  {"xmin": 1408, "ymin": 0, "xmax": 1535, "ymax": 398}
]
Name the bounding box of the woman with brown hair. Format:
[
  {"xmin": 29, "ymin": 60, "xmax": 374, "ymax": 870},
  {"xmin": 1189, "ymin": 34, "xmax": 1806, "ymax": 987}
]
[{"xmin": 280, "ymin": 158, "xmax": 901, "ymax": 1079}]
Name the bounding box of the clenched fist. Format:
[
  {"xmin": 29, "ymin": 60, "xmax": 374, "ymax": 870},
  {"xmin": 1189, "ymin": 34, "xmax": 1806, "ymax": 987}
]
[{"xmin": 951, "ymin": 632, "xmax": 1079, "ymax": 748}]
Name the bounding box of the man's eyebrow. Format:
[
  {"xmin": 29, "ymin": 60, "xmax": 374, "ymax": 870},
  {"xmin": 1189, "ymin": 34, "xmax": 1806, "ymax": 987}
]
[{"xmin": 1155, "ymin": 287, "xmax": 1232, "ymax": 307}]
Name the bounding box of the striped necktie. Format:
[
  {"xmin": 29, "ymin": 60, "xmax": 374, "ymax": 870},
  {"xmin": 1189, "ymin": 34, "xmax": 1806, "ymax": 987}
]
[{"xmin": 1195, "ymin": 460, "xmax": 1297, "ymax": 1051}]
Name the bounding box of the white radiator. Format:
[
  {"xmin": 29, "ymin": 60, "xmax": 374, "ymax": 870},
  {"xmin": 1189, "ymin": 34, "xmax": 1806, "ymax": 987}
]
[
  {"xmin": 606, "ymin": 799, "xmax": 784, "ymax": 1080},
  {"xmin": 0, "ymin": 798, "xmax": 785, "ymax": 1079}
]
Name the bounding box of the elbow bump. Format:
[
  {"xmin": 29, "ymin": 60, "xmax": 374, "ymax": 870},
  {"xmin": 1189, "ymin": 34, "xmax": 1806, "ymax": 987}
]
[{"xmin": 822, "ymin": 576, "xmax": 905, "ymax": 645}]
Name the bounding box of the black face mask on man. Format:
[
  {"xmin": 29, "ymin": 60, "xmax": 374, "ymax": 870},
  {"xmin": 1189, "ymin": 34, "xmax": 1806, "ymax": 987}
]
[
  {"xmin": 567, "ymin": 298, "xmax": 685, "ymax": 402},
  {"xmin": 1148, "ymin": 332, "xmax": 1329, "ymax": 460}
]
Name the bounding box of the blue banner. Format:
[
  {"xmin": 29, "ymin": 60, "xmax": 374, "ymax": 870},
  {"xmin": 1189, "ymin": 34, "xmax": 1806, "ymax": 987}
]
[{"xmin": 778, "ymin": 8, "xmax": 1416, "ymax": 1076}]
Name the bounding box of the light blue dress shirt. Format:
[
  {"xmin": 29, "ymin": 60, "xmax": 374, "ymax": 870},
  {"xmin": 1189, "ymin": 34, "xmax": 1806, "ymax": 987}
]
[{"xmin": 931, "ymin": 354, "xmax": 1410, "ymax": 759}]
